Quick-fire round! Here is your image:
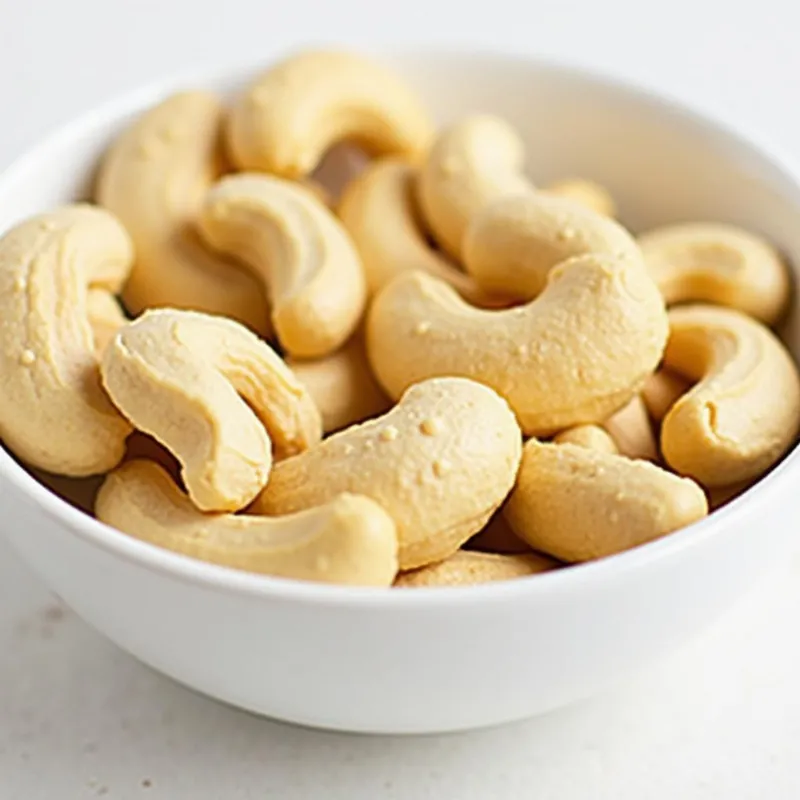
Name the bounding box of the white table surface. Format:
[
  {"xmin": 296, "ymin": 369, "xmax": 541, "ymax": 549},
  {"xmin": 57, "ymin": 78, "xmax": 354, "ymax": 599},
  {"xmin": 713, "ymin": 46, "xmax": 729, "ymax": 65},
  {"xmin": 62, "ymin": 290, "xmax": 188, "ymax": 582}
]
[{"xmin": 3, "ymin": 1, "xmax": 800, "ymax": 796}]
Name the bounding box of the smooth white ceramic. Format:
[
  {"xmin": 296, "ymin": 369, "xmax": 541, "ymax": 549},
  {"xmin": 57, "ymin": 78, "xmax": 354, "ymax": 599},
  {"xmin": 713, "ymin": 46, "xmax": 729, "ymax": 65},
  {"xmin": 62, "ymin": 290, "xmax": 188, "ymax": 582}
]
[{"xmin": 2, "ymin": 50, "xmax": 800, "ymax": 735}]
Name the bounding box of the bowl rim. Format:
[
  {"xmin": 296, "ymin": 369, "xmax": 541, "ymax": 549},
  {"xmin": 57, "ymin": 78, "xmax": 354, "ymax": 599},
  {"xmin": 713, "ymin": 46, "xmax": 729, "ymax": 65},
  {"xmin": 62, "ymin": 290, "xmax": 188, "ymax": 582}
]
[{"xmin": 2, "ymin": 45, "xmax": 799, "ymax": 608}]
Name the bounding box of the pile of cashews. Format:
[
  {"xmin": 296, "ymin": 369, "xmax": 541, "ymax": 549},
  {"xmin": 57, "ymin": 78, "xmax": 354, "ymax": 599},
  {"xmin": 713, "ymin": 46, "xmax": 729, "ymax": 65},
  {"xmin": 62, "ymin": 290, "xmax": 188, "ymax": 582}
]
[{"xmin": 1, "ymin": 48, "xmax": 799, "ymax": 589}]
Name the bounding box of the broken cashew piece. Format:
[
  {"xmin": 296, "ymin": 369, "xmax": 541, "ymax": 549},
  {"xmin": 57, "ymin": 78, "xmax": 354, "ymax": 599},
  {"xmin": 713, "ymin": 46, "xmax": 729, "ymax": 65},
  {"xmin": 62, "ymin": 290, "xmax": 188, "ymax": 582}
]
[
  {"xmin": 642, "ymin": 368, "xmax": 691, "ymax": 423},
  {"xmin": 226, "ymin": 50, "xmax": 432, "ymax": 179},
  {"xmin": 394, "ymin": 550, "xmax": 556, "ymax": 588},
  {"xmin": 504, "ymin": 438, "xmax": 708, "ymax": 562},
  {"xmin": 638, "ymin": 223, "xmax": 789, "ymax": 325},
  {"xmin": 101, "ymin": 309, "xmax": 321, "ymax": 512},
  {"xmin": 417, "ymin": 115, "xmax": 533, "ymax": 260},
  {"xmin": 287, "ymin": 334, "xmax": 391, "ymax": 434},
  {"xmin": 543, "ymin": 178, "xmax": 617, "ymax": 218},
  {"xmin": 253, "ymin": 377, "xmax": 522, "ymax": 570},
  {"xmin": 463, "ymin": 192, "xmax": 640, "ymax": 300},
  {"xmin": 0, "ymin": 205, "xmax": 133, "ymax": 475},
  {"xmin": 660, "ymin": 304, "xmax": 800, "ymax": 487},
  {"xmin": 553, "ymin": 425, "xmax": 618, "ymax": 455},
  {"xmin": 198, "ymin": 173, "xmax": 366, "ymax": 358},
  {"xmin": 96, "ymin": 91, "xmax": 269, "ymax": 332},
  {"xmin": 338, "ymin": 157, "xmax": 503, "ymax": 305},
  {"xmin": 96, "ymin": 460, "xmax": 398, "ymax": 586},
  {"xmin": 367, "ymin": 254, "xmax": 668, "ymax": 436}
]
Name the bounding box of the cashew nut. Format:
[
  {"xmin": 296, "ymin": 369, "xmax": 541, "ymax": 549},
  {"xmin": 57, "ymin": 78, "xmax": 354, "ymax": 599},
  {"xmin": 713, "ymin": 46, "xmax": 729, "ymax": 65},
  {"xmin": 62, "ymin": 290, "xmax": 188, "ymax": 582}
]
[
  {"xmin": 197, "ymin": 173, "xmax": 365, "ymax": 358},
  {"xmin": 226, "ymin": 50, "xmax": 432, "ymax": 179},
  {"xmin": 287, "ymin": 334, "xmax": 391, "ymax": 434},
  {"xmin": 0, "ymin": 205, "xmax": 133, "ymax": 475},
  {"xmin": 416, "ymin": 115, "xmax": 533, "ymax": 259},
  {"xmin": 638, "ymin": 223, "xmax": 790, "ymax": 325},
  {"xmin": 544, "ymin": 178, "xmax": 617, "ymax": 218},
  {"xmin": 601, "ymin": 396, "xmax": 658, "ymax": 462},
  {"xmin": 338, "ymin": 157, "xmax": 502, "ymax": 305},
  {"xmin": 504, "ymin": 438, "xmax": 708, "ymax": 562},
  {"xmin": 96, "ymin": 460, "xmax": 398, "ymax": 586},
  {"xmin": 660, "ymin": 304, "xmax": 800, "ymax": 486},
  {"xmin": 87, "ymin": 289, "xmax": 127, "ymax": 355},
  {"xmin": 96, "ymin": 91, "xmax": 269, "ymax": 332},
  {"xmin": 367, "ymin": 253, "xmax": 668, "ymax": 436},
  {"xmin": 463, "ymin": 192, "xmax": 639, "ymax": 300},
  {"xmin": 101, "ymin": 309, "xmax": 321, "ymax": 512},
  {"xmin": 642, "ymin": 368, "xmax": 691, "ymax": 423},
  {"xmin": 252, "ymin": 377, "xmax": 522, "ymax": 570},
  {"xmin": 394, "ymin": 549, "xmax": 556, "ymax": 588},
  {"xmin": 553, "ymin": 425, "xmax": 619, "ymax": 454},
  {"xmin": 466, "ymin": 512, "xmax": 533, "ymax": 555}
]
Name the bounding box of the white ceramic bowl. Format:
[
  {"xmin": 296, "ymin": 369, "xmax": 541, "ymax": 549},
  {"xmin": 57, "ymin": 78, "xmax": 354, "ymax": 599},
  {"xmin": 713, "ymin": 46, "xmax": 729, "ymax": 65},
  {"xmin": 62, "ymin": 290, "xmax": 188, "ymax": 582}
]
[{"xmin": 2, "ymin": 50, "xmax": 800, "ymax": 735}]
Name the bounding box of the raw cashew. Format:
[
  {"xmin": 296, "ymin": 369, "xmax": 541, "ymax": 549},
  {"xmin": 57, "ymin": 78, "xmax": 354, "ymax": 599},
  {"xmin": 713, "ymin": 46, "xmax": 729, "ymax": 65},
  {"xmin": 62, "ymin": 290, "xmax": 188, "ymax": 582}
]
[
  {"xmin": 0, "ymin": 205, "xmax": 133, "ymax": 475},
  {"xmin": 504, "ymin": 438, "xmax": 708, "ymax": 562},
  {"xmin": 226, "ymin": 50, "xmax": 432, "ymax": 179},
  {"xmin": 544, "ymin": 178, "xmax": 617, "ymax": 218},
  {"xmin": 252, "ymin": 377, "xmax": 522, "ymax": 570},
  {"xmin": 96, "ymin": 91, "xmax": 269, "ymax": 332},
  {"xmin": 601, "ymin": 396, "xmax": 658, "ymax": 462},
  {"xmin": 463, "ymin": 192, "xmax": 639, "ymax": 300},
  {"xmin": 287, "ymin": 335, "xmax": 391, "ymax": 434},
  {"xmin": 87, "ymin": 289, "xmax": 127, "ymax": 354},
  {"xmin": 553, "ymin": 425, "xmax": 618, "ymax": 455},
  {"xmin": 660, "ymin": 305, "xmax": 800, "ymax": 486},
  {"xmin": 467, "ymin": 512, "xmax": 533, "ymax": 554},
  {"xmin": 642, "ymin": 368, "xmax": 691, "ymax": 423},
  {"xmin": 367, "ymin": 254, "xmax": 668, "ymax": 436},
  {"xmin": 338, "ymin": 157, "xmax": 502, "ymax": 305},
  {"xmin": 417, "ymin": 115, "xmax": 533, "ymax": 259},
  {"xmin": 394, "ymin": 550, "xmax": 556, "ymax": 588},
  {"xmin": 197, "ymin": 173, "xmax": 365, "ymax": 358},
  {"xmin": 638, "ymin": 223, "xmax": 789, "ymax": 325},
  {"xmin": 96, "ymin": 460, "xmax": 398, "ymax": 586},
  {"xmin": 101, "ymin": 309, "xmax": 321, "ymax": 512}
]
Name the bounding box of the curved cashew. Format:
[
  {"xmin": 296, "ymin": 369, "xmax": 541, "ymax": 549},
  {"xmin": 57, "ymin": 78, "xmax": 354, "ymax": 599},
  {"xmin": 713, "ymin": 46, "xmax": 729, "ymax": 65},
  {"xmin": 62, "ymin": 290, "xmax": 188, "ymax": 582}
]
[
  {"xmin": 642, "ymin": 368, "xmax": 691, "ymax": 423},
  {"xmin": 96, "ymin": 460, "xmax": 398, "ymax": 586},
  {"xmin": 367, "ymin": 254, "xmax": 668, "ymax": 436},
  {"xmin": 197, "ymin": 173, "xmax": 366, "ymax": 358},
  {"xmin": 96, "ymin": 91, "xmax": 269, "ymax": 332},
  {"xmin": 226, "ymin": 50, "xmax": 432, "ymax": 179},
  {"xmin": 660, "ymin": 305, "xmax": 800, "ymax": 486},
  {"xmin": 101, "ymin": 309, "xmax": 322, "ymax": 512},
  {"xmin": 463, "ymin": 192, "xmax": 639, "ymax": 300},
  {"xmin": 0, "ymin": 205, "xmax": 133, "ymax": 475},
  {"xmin": 394, "ymin": 550, "xmax": 556, "ymax": 588},
  {"xmin": 638, "ymin": 223, "xmax": 789, "ymax": 325},
  {"xmin": 252, "ymin": 377, "xmax": 522, "ymax": 570},
  {"xmin": 338, "ymin": 157, "xmax": 504, "ymax": 305},
  {"xmin": 87, "ymin": 289, "xmax": 127, "ymax": 355},
  {"xmin": 544, "ymin": 178, "xmax": 617, "ymax": 218},
  {"xmin": 287, "ymin": 334, "xmax": 391, "ymax": 434},
  {"xmin": 416, "ymin": 115, "xmax": 533, "ymax": 259},
  {"xmin": 466, "ymin": 512, "xmax": 534, "ymax": 555},
  {"xmin": 553, "ymin": 425, "xmax": 618, "ymax": 454},
  {"xmin": 601, "ymin": 396, "xmax": 658, "ymax": 462},
  {"xmin": 504, "ymin": 438, "xmax": 708, "ymax": 562}
]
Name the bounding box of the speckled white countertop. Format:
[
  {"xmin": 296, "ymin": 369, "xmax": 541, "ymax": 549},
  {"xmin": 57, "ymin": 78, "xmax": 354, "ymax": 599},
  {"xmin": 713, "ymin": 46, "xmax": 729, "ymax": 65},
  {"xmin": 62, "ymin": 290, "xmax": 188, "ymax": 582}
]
[{"xmin": 2, "ymin": 1, "xmax": 800, "ymax": 796}]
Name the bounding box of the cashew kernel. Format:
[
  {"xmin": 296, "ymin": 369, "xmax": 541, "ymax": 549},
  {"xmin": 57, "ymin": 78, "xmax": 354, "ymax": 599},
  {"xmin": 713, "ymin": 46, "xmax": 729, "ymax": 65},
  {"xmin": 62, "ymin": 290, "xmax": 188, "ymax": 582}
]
[
  {"xmin": 553, "ymin": 425, "xmax": 619, "ymax": 454},
  {"xmin": 87, "ymin": 289, "xmax": 127, "ymax": 355},
  {"xmin": 641, "ymin": 368, "xmax": 691, "ymax": 423},
  {"xmin": 466, "ymin": 511, "xmax": 534, "ymax": 554},
  {"xmin": 544, "ymin": 178, "xmax": 617, "ymax": 218},
  {"xmin": 601, "ymin": 396, "xmax": 658, "ymax": 462}
]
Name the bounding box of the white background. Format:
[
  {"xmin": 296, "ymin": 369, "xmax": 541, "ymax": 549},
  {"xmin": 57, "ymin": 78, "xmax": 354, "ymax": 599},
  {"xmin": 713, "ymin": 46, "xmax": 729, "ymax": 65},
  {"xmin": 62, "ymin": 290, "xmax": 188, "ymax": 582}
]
[{"xmin": 2, "ymin": 0, "xmax": 800, "ymax": 797}]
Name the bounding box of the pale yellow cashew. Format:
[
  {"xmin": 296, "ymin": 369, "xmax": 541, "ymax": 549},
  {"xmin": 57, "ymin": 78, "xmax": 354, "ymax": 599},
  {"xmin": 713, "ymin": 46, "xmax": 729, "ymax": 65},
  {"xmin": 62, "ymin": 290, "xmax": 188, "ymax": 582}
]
[
  {"xmin": 197, "ymin": 173, "xmax": 366, "ymax": 359},
  {"xmin": 96, "ymin": 91, "xmax": 269, "ymax": 332},
  {"xmin": 642, "ymin": 368, "xmax": 691, "ymax": 423},
  {"xmin": 553, "ymin": 425, "xmax": 619, "ymax": 455},
  {"xmin": 660, "ymin": 305, "xmax": 800, "ymax": 487},
  {"xmin": 394, "ymin": 550, "xmax": 556, "ymax": 588},
  {"xmin": 367, "ymin": 254, "xmax": 668, "ymax": 436},
  {"xmin": 96, "ymin": 460, "xmax": 398, "ymax": 586},
  {"xmin": 252, "ymin": 377, "xmax": 522, "ymax": 570},
  {"xmin": 87, "ymin": 289, "xmax": 127, "ymax": 355},
  {"xmin": 101, "ymin": 309, "xmax": 321, "ymax": 512},
  {"xmin": 0, "ymin": 205, "xmax": 133, "ymax": 476},
  {"xmin": 416, "ymin": 115, "xmax": 533, "ymax": 260},
  {"xmin": 226, "ymin": 50, "xmax": 432, "ymax": 179},
  {"xmin": 287, "ymin": 335, "xmax": 391, "ymax": 434},
  {"xmin": 466, "ymin": 512, "xmax": 534, "ymax": 555},
  {"xmin": 543, "ymin": 178, "xmax": 617, "ymax": 218},
  {"xmin": 338, "ymin": 157, "xmax": 504, "ymax": 305},
  {"xmin": 504, "ymin": 438, "xmax": 708, "ymax": 562},
  {"xmin": 638, "ymin": 223, "xmax": 790, "ymax": 325},
  {"xmin": 463, "ymin": 192, "xmax": 639, "ymax": 300},
  {"xmin": 601, "ymin": 396, "xmax": 658, "ymax": 462}
]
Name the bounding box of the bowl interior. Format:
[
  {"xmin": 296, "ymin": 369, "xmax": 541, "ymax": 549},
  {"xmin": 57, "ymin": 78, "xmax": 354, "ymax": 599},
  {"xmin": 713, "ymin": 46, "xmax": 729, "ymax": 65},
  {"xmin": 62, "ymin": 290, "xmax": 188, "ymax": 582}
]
[{"xmin": 1, "ymin": 49, "xmax": 800, "ymax": 553}]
